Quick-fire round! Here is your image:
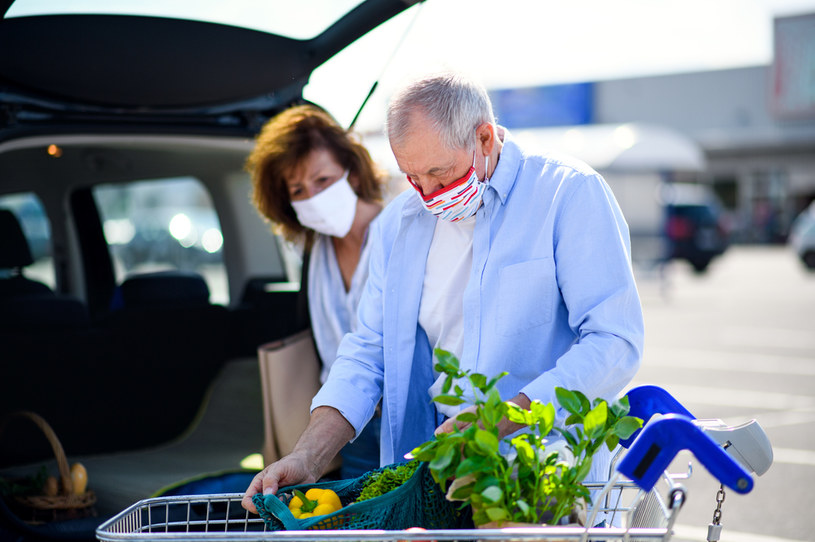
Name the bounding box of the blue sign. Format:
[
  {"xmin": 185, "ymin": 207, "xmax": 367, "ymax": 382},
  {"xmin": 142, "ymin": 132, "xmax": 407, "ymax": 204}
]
[{"xmin": 489, "ymin": 82, "xmax": 594, "ymax": 128}]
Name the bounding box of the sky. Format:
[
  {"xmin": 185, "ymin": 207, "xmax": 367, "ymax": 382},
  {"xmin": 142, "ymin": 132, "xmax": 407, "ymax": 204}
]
[
  {"xmin": 7, "ymin": 0, "xmax": 815, "ymax": 132},
  {"xmin": 302, "ymin": 0, "xmax": 815, "ymax": 132}
]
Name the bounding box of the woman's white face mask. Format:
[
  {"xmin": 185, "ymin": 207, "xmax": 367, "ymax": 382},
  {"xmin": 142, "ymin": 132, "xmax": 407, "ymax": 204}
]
[{"xmin": 290, "ymin": 171, "xmax": 358, "ymax": 237}]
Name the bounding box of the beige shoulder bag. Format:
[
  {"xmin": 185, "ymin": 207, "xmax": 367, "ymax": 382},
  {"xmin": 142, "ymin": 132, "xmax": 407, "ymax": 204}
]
[{"xmin": 257, "ymin": 329, "xmax": 342, "ymax": 474}]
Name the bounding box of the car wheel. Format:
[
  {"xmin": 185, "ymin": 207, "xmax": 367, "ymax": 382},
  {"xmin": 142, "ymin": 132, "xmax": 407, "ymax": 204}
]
[
  {"xmin": 690, "ymin": 258, "xmax": 711, "ymax": 273},
  {"xmin": 802, "ymin": 250, "xmax": 815, "ymax": 270}
]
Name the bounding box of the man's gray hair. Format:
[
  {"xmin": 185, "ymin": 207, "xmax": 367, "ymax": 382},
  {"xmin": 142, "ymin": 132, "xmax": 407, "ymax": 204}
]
[{"xmin": 386, "ymin": 72, "xmax": 495, "ymax": 152}]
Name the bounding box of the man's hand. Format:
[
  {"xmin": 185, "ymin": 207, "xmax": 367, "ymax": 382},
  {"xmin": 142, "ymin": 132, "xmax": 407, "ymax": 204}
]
[
  {"xmin": 434, "ymin": 392, "xmax": 532, "ymax": 439},
  {"xmin": 241, "ymin": 406, "xmax": 355, "ymax": 513},
  {"xmin": 241, "ymin": 453, "xmax": 316, "ymax": 514}
]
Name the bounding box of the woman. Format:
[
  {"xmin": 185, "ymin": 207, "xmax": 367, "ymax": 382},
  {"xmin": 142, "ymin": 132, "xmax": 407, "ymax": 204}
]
[{"xmin": 246, "ymin": 104, "xmax": 384, "ymax": 479}]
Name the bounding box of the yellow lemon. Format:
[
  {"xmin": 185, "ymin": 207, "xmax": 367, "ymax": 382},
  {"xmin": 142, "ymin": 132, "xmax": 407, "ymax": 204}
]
[{"xmin": 70, "ymin": 463, "xmax": 88, "ymax": 495}]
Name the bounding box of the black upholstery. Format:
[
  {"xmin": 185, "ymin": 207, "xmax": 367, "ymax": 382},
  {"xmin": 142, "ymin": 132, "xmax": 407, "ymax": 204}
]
[
  {"xmin": 0, "ymin": 294, "xmax": 90, "ymax": 330},
  {"xmin": 0, "ymin": 209, "xmax": 52, "ymax": 297},
  {"xmin": 118, "ymin": 270, "xmax": 211, "ymax": 310},
  {"xmin": 0, "ymin": 208, "xmax": 34, "ymax": 269}
]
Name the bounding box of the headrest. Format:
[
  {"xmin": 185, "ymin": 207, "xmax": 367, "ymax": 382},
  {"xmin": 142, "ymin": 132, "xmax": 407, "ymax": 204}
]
[
  {"xmin": 120, "ymin": 271, "xmax": 211, "ymax": 310},
  {"xmin": 0, "ymin": 209, "xmax": 33, "ymax": 269},
  {"xmin": 0, "ymin": 294, "xmax": 90, "ymax": 331}
]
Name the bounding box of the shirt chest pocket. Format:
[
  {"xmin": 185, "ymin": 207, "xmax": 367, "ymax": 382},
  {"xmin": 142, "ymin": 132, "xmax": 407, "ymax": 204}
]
[{"xmin": 496, "ymin": 259, "xmax": 556, "ymax": 336}]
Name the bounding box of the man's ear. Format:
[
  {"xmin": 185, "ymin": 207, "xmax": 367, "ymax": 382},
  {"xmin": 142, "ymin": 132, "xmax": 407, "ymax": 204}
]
[{"xmin": 476, "ymin": 122, "xmax": 496, "ymax": 156}]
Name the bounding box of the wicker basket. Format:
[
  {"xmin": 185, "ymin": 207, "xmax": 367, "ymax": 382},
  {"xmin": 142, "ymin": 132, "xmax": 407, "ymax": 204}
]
[{"xmin": 1, "ymin": 411, "xmax": 96, "ymax": 523}]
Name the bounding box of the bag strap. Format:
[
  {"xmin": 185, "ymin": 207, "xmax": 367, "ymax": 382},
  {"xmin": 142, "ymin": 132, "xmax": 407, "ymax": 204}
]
[
  {"xmin": 294, "ymin": 240, "xmax": 311, "ymax": 332},
  {"xmin": 254, "ymin": 493, "xmax": 302, "ymax": 531}
]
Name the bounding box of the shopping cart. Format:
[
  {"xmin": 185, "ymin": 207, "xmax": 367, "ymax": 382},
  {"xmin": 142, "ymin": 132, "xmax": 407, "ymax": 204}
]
[{"xmin": 96, "ymin": 386, "xmax": 773, "ymax": 542}]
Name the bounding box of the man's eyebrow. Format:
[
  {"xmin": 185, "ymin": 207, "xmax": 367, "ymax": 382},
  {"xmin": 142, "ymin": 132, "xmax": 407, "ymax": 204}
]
[
  {"xmin": 427, "ymin": 165, "xmax": 450, "ymax": 175},
  {"xmin": 399, "ymin": 161, "xmax": 455, "ymax": 177}
]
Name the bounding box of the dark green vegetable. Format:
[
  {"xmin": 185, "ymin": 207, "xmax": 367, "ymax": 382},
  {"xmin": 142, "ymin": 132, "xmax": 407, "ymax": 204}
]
[
  {"xmin": 0, "ymin": 466, "xmax": 48, "ymax": 497},
  {"xmin": 355, "ymin": 459, "xmax": 420, "ymax": 503}
]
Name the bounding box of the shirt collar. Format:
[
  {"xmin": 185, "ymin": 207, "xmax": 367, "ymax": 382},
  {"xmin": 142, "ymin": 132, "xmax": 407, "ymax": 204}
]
[{"xmin": 486, "ymin": 128, "xmax": 522, "ymax": 206}]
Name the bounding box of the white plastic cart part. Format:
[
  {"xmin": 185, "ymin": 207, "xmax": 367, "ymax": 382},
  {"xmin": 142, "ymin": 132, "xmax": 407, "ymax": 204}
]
[{"xmin": 693, "ymin": 418, "xmax": 774, "ymax": 476}]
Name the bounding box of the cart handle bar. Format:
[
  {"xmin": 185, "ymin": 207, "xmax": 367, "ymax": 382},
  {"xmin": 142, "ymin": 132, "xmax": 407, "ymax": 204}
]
[
  {"xmin": 617, "ymin": 414, "xmax": 753, "ymax": 494},
  {"xmin": 620, "ymin": 385, "xmax": 696, "ymax": 449}
]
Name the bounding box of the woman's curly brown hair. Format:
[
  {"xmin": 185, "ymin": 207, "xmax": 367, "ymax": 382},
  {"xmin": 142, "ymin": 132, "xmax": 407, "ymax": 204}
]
[{"xmin": 246, "ymin": 104, "xmax": 385, "ymax": 241}]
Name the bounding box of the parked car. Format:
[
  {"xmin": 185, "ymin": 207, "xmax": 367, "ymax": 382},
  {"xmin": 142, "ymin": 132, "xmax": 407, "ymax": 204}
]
[
  {"xmin": 788, "ymin": 201, "xmax": 815, "ymax": 270},
  {"xmin": 0, "ymin": 1, "xmax": 416, "ymax": 539},
  {"xmin": 661, "ymin": 183, "xmax": 730, "ymax": 273}
]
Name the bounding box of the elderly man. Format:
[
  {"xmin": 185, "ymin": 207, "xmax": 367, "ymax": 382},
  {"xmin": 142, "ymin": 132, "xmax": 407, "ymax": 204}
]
[{"xmin": 242, "ymin": 72, "xmax": 643, "ymax": 513}]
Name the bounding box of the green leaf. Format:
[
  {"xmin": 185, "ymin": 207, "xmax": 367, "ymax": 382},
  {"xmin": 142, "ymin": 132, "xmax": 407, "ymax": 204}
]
[
  {"xmin": 613, "ymin": 416, "xmax": 644, "ymax": 439},
  {"xmin": 555, "ymin": 427, "xmax": 578, "ymax": 448},
  {"xmin": 471, "ymin": 373, "xmax": 487, "ymax": 392},
  {"xmin": 575, "ymin": 458, "xmax": 592, "ymax": 482},
  {"xmin": 575, "ymin": 390, "xmax": 591, "ymax": 414},
  {"xmin": 583, "ymin": 401, "xmax": 608, "ymax": 439},
  {"xmin": 610, "ymin": 395, "xmax": 631, "ymax": 418},
  {"xmin": 605, "ymin": 434, "xmax": 620, "ymax": 451},
  {"xmin": 429, "ymin": 444, "xmax": 457, "ymax": 471},
  {"xmin": 565, "ymin": 413, "xmax": 582, "ymax": 426},
  {"xmin": 555, "ymin": 388, "xmax": 582, "ymax": 416},
  {"xmin": 485, "ymin": 507, "xmax": 509, "ymax": 521},
  {"xmin": 456, "ymin": 411, "xmax": 478, "ymax": 424},
  {"xmin": 474, "ymin": 429, "xmax": 499, "ymax": 454},
  {"xmin": 531, "ymin": 401, "xmax": 555, "ymax": 434},
  {"xmin": 485, "ymin": 372, "xmax": 508, "ymax": 391},
  {"xmin": 434, "ymin": 395, "xmax": 465, "ymax": 406},
  {"xmin": 480, "ymin": 485, "xmax": 503, "ymax": 503},
  {"xmin": 434, "ymin": 349, "xmax": 459, "ymax": 374},
  {"xmin": 456, "ymin": 457, "xmax": 487, "ymax": 478},
  {"xmin": 513, "ymin": 438, "xmax": 535, "ymax": 465},
  {"xmin": 505, "ymin": 406, "xmax": 531, "ymax": 425},
  {"xmin": 451, "ymin": 485, "xmax": 474, "ymax": 500},
  {"xmin": 442, "ymin": 374, "xmax": 453, "ymax": 394},
  {"xmin": 474, "ymin": 475, "xmax": 501, "ymax": 493}
]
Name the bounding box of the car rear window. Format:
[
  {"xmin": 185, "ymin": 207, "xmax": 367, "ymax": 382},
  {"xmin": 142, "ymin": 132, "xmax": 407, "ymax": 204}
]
[
  {"xmin": 0, "ymin": 192, "xmax": 54, "ymax": 288},
  {"xmin": 93, "ymin": 177, "xmax": 229, "ymax": 305},
  {"xmin": 669, "ymin": 204, "xmax": 718, "ymax": 224}
]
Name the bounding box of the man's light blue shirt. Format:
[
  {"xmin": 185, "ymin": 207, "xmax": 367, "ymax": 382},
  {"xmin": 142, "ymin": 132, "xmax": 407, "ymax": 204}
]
[{"xmin": 312, "ymin": 132, "xmax": 644, "ymax": 466}]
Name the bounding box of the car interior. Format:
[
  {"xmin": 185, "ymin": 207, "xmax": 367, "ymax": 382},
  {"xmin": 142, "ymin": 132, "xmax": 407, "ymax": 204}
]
[{"xmin": 0, "ymin": 134, "xmax": 307, "ymax": 521}]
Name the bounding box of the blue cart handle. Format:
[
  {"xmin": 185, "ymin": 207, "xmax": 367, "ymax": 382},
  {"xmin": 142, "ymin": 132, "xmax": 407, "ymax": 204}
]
[
  {"xmin": 620, "ymin": 385, "xmax": 696, "ymax": 448},
  {"xmin": 617, "ymin": 414, "xmax": 753, "ymax": 494}
]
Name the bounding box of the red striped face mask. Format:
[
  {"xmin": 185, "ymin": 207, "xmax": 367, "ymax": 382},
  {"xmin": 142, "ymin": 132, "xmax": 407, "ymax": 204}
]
[{"xmin": 407, "ymin": 152, "xmax": 488, "ymax": 222}]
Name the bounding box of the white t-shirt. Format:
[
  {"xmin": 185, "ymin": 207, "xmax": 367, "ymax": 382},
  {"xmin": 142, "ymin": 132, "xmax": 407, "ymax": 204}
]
[{"xmin": 419, "ymin": 215, "xmax": 476, "ymax": 416}]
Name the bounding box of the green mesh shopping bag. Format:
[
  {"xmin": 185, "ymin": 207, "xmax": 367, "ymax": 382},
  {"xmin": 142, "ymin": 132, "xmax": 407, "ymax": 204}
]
[{"xmin": 253, "ymin": 461, "xmax": 472, "ymax": 531}]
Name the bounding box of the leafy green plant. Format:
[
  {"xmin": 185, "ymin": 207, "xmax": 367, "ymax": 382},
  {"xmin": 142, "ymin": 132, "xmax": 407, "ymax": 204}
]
[
  {"xmin": 0, "ymin": 466, "xmax": 48, "ymax": 497},
  {"xmin": 355, "ymin": 459, "xmax": 421, "ymax": 503},
  {"xmin": 410, "ymin": 349, "xmax": 642, "ymax": 527}
]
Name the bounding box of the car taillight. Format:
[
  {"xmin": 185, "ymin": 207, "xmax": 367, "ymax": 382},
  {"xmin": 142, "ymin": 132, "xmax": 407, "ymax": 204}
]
[{"xmin": 667, "ymin": 216, "xmax": 693, "ymax": 240}]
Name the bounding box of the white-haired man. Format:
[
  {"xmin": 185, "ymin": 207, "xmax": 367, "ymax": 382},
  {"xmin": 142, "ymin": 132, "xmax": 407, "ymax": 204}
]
[{"xmin": 243, "ymin": 73, "xmax": 643, "ymax": 513}]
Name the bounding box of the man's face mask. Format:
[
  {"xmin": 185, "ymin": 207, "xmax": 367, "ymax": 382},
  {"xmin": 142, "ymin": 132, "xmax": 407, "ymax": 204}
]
[
  {"xmin": 407, "ymin": 152, "xmax": 489, "ymax": 222},
  {"xmin": 290, "ymin": 171, "xmax": 358, "ymax": 237}
]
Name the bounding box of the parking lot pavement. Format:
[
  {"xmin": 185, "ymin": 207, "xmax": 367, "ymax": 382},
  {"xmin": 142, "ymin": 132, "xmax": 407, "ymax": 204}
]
[{"xmin": 630, "ymin": 245, "xmax": 815, "ymax": 542}]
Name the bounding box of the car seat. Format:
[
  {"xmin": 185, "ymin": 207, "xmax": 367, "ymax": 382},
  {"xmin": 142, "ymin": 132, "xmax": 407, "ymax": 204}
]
[
  {"xmin": 101, "ymin": 270, "xmax": 232, "ymax": 448},
  {"xmin": 0, "ymin": 208, "xmax": 52, "ymax": 298},
  {"xmin": 0, "ymin": 209, "xmax": 90, "ymax": 330}
]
